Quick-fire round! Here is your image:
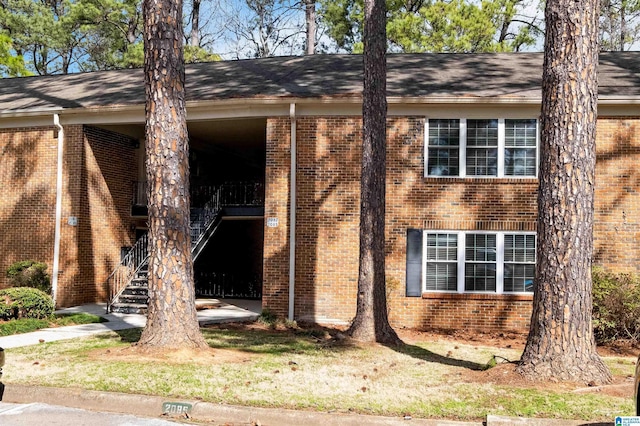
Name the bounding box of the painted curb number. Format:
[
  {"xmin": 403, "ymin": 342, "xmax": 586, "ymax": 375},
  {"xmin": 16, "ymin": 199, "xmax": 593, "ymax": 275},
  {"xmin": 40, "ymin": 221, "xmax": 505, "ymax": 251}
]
[{"xmin": 162, "ymin": 402, "xmax": 193, "ymax": 415}]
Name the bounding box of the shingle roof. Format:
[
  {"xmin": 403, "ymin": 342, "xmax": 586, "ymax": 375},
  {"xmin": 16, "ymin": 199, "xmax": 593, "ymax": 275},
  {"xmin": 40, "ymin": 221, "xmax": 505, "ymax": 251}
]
[{"xmin": 0, "ymin": 52, "xmax": 639, "ymax": 112}]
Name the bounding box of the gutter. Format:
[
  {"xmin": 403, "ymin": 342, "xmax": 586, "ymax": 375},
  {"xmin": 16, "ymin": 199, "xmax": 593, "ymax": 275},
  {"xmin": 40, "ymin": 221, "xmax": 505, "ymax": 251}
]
[
  {"xmin": 288, "ymin": 103, "xmax": 297, "ymax": 321},
  {"xmin": 51, "ymin": 114, "xmax": 64, "ymax": 307}
]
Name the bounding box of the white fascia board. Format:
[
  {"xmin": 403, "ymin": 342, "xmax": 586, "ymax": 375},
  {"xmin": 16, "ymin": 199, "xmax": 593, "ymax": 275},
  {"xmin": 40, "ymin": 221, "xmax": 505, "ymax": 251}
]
[{"xmin": 2, "ymin": 95, "xmax": 640, "ymax": 128}]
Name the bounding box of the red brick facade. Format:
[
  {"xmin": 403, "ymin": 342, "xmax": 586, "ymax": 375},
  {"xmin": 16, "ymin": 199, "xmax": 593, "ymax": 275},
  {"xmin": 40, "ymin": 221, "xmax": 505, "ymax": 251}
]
[
  {"xmin": 262, "ymin": 115, "xmax": 640, "ymax": 333},
  {"xmin": 0, "ymin": 125, "xmax": 137, "ymax": 307},
  {"xmin": 1, "ymin": 114, "xmax": 638, "ymax": 330},
  {"xmin": 0, "ymin": 127, "xmax": 58, "ymax": 290},
  {"xmin": 594, "ymin": 117, "xmax": 640, "ymax": 273}
]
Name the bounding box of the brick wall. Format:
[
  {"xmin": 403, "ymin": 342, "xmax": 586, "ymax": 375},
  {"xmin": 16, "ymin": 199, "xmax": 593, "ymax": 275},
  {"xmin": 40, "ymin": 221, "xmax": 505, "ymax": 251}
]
[
  {"xmin": 0, "ymin": 127, "xmax": 58, "ymax": 289},
  {"xmin": 295, "ymin": 117, "xmax": 362, "ymax": 324},
  {"xmin": 0, "ymin": 125, "xmax": 137, "ymax": 307},
  {"xmin": 56, "ymin": 126, "xmax": 137, "ymax": 306},
  {"xmin": 385, "ymin": 117, "xmax": 538, "ymax": 332},
  {"xmin": 262, "ymin": 118, "xmax": 292, "ymax": 317},
  {"xmin": 594, "ymin": 117, "xmax": 640, "ymax": 273},
  {"xmin": 263, "ymin": 115, "xmax": 640, "ymax": 333}
]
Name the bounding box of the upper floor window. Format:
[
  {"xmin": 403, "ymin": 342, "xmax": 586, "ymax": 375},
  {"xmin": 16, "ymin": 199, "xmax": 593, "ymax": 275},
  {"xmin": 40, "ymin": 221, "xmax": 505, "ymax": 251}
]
[{"xmin": 425, "ymin": 118, "xmax": 538, "ymax": 178}]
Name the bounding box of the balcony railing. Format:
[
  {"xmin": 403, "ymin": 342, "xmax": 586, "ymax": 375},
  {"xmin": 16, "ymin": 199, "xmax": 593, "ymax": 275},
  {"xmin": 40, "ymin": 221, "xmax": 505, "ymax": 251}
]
[{"xmin": 132, "ymin": 181, "xmax": 264, "ymax": 209}]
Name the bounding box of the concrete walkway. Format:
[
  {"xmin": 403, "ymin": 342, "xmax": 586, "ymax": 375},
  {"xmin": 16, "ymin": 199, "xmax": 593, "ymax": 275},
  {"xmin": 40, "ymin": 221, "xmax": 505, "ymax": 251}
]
[{"xmin": 0, "ymin": 298, "xmax": 260, "ymax": 349}]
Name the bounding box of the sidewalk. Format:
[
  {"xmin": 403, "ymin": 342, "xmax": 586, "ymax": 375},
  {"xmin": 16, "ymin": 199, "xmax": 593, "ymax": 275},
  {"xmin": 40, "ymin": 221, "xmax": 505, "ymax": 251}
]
[{"xmin": 0, "ymin": 298, "xmax": 260, "ymax": 349}]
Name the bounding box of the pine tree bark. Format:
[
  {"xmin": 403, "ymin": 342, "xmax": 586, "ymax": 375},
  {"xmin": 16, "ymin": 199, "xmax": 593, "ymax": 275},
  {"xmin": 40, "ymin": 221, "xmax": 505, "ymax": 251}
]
[
  {"xmin": 517, "ymin": 0, "xmax": 611, "ymax": 383},
  {"xmin": 138, "ymin": 0, "xmax": 208, "ymax": 349},
  {"xmin": 347, "ymin": 0, "xmax": 400, "ymax": 345},
  {"xmin": 189, "ymin": 0, "xmax": 201, "ymax": 47},
  {"xmin": 305, "ymin": 0, "xmax": 316, "ymax": 55}
]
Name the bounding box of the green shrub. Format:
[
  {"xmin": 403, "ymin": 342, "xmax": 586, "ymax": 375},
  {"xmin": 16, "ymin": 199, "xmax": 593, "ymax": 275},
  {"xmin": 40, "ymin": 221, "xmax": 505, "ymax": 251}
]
[
  {"xmin": 6, "ymin": 260, "xmax": 51, "ymax": 295},
  {"xmin": 592, "ymin": 267, "xmax": 640, "ymax": 343},
  {"xmin": 0, "ymin": 287, "xmax": 54, "ymax": 320}
]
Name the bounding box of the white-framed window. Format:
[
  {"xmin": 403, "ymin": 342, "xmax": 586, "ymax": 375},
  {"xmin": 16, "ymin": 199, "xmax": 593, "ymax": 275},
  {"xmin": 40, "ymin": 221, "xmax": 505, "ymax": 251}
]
[
  {"xmin": 425, "ymin": 118, "xmax": 538, "ymax": 178},
  {"xmin": 422, "ymin": 231, "xmax": 535, "ymax": 294}
]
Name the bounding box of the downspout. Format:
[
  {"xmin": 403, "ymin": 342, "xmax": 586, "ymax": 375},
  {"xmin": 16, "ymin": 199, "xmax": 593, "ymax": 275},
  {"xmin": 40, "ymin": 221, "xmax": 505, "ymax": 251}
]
[
  {"xmin": 51, "ymin": 114, "xmax": 64, "ymax": 307},
  {"xmin": 288, "ymin": 103, "xmax": 297, "ymax": 321}
]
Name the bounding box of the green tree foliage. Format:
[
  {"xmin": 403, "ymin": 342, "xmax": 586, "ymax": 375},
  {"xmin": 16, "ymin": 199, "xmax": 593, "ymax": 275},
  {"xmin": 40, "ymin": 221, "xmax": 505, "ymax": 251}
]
[
  {"xmin": 76, "ymin": 0, "xmax": 145, "ymax": 70},
  {"xmin": 0, "ymin": 32, "xmax": 29, "ymax": 76},
  {"xmin": 0, "ymin": 0, "xmax": 90, "ymax": 74},
  {"xmin": 319, "ymin": 0, "xmax": 542, "ymax": 53},
  {"xmin": 184, "ymin": 44, "xmax": 221, "ymax": 62},
  {"xmin": 0, "ymin": 0, "xmax": 219, "ymax": 75}
]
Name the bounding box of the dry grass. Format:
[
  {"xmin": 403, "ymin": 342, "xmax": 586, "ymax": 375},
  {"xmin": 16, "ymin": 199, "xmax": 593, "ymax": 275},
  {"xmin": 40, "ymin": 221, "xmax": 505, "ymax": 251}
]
[{"xmin": 2, "ymin": 323, "xmax": 635, "ymax": 422}]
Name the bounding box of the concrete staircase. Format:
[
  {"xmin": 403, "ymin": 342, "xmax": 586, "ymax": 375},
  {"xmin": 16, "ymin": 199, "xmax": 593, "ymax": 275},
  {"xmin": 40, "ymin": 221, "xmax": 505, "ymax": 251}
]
[{"xmin": 110, "ymin": 266, "xmax": 149, "ymax": 314}]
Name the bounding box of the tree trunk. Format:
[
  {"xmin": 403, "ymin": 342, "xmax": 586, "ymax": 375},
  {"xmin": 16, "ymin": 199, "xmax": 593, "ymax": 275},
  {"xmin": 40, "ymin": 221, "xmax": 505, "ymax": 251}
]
[
  {"xmin": 347, "ymin": 0, "xmax": 400, "ymax": 345},
  {"xmin": 190, "ymin": 0, "xmax": 201, "ymax": 47},
  {"xmin": 620, "ymin": 1, "xmax": 626, "ymax": 51},
  {"xmin": 305, "ymin": 0, "xmax": 315, "ymax": 55},
  {"xmin": 517, "ymin": 0, "xmax": 611, "ymax": 384},
  {"xmin": 138, "ymin": 0, "xmax": 208, "ymax": 349}
]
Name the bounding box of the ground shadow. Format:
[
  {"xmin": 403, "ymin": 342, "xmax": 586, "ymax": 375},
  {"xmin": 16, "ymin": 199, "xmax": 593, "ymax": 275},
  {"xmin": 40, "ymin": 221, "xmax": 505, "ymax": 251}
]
[{"xmin": 385, "ymin": 341, "xmax": 486, "ymax": 370}]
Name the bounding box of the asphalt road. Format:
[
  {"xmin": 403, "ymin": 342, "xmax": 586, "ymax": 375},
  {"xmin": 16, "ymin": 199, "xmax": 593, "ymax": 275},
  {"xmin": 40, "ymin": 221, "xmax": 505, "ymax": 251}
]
[{"xmin": 0, "ymin": 401, "xmax": 184, "ymax": 426}]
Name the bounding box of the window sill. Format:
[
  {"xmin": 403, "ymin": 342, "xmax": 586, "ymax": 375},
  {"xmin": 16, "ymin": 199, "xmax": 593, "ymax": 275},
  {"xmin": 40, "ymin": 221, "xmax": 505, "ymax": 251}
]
[
  {"xmin": 421, "ymin": 292, "xmax": 533, "ymax": 301},
  {"xmin": 422, "ymin": 177, "xmax": 538, "ymax": 184}
]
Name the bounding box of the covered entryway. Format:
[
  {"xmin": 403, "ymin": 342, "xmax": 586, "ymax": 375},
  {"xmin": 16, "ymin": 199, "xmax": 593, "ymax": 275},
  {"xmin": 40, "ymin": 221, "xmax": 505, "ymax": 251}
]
[{"xmin": 100, "ymin": 117, "xmax": 267, "ymax": 313}]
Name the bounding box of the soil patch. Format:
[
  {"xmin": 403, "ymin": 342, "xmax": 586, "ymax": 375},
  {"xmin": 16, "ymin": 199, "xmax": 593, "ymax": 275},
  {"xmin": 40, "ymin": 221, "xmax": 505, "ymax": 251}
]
[{"xmin": 88, "ymin": 345, "xmax": 253, "ymax": 365}]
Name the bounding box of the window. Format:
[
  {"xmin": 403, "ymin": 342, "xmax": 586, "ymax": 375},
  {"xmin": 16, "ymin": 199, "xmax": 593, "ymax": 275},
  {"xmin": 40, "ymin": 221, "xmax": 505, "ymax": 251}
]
[
  {"xmin": 424, "ymin": 233, "xmax": 458, "ymax": 291},
  {"xmin": 467, "ymin": 120, "xmax": 498, "ymax": 176},
  {"xmin": 504, "ymin": 234, "xmax": 536, "ymax": 292},
  {"xmin": 505, "ymin": 119, "xmax": 537, "ymax": 177},
  {"xmin": 425, "ymin": 118, "xmax": 538, "ymax": 178},
  {"xmin": 417, "ymin": 231, "xmax": 536, "ymax": 294},
  {"xmin": 465, "ymin": 233, "xmax": 497, "ymax": 291},
  {"xmin": 426, "ymin": 119, "xmax": 459, "ymax": 176}
]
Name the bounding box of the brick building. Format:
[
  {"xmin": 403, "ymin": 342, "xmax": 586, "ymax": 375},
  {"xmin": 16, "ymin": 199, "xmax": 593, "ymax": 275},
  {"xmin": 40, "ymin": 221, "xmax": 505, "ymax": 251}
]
[{"xmin": 0, "ymin": 53, "xmax": 638, "ymax": 333}]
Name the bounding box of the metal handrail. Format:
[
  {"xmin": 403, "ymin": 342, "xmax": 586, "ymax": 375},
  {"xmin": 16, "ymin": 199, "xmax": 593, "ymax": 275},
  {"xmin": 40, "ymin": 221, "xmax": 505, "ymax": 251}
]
[
  {"xmin": 106, "ymin": 233, "xmax": 148, "ymax": 312},
  {"xmin": 108, "ymin": 181, "xmax": 264, "ymax": 312}
]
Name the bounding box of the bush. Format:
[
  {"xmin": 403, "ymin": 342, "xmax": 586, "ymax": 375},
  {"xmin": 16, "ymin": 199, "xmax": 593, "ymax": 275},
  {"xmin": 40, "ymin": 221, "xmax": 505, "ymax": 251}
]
[
  {"xmin": 592, "ymin": 267, "xmax": 640, "ymax": 343},
  {"xmin": 6, "ymin": 260, "xmax": 51, "ymax": 295},
  {"xmin": 0, "ymin": 287, "xmax": 54, "ymax": 320}
]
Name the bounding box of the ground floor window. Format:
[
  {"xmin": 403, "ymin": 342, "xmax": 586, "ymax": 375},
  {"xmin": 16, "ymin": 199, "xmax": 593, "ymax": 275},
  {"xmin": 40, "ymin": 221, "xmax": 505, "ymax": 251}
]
[{"xmin": 406, "ymin": 229, "xmax": 535, "ymax": 296}]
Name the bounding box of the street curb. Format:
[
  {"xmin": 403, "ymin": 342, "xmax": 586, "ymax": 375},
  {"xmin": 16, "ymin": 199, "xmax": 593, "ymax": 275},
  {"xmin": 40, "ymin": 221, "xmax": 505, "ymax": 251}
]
[
  {"xmin": 2, "ymin": 383, "xmax": 480, "ymax": 426},
  {"xmin": 486, "ymin": 415, "xmax": 612, "ymax": 425}
]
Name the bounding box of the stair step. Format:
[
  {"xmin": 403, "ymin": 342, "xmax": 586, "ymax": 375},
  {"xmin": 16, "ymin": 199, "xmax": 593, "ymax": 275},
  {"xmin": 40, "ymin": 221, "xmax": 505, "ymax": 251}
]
[
  {"xmin": 117, "ymin": 294, "xmax": 149, "ymax": 304},
  {"xmin": 122, "ymin": 287, "xmax": 148, "ymax": 296},
  {"xmin": 110, "ymin": 303, "xmax": 148, "ymax": 315}
]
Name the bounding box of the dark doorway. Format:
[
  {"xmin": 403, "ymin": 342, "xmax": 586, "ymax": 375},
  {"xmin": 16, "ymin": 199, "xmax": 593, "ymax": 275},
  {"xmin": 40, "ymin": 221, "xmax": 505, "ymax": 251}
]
[{"xmin": 194, "ymin": 219, "xmax": 264, "ymax": 299}]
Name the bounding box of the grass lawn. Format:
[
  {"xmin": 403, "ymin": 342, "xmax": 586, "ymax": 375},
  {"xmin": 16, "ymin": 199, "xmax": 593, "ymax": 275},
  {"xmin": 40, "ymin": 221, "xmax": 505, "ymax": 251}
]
[
  {"xmin": 2, "ymin": 322, "xmax": 635, "ymax": 422},
  {"xmin": 0, "ymin": 313, "xmax": 106, "ymax": 336}
]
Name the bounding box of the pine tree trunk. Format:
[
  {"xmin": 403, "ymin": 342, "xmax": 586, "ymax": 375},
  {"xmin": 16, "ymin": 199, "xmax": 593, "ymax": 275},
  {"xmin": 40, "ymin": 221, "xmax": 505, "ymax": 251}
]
[
  {"xmin": 517, "ymin": 0, "xmax": 611, "ymax": 384},
  {"xmin": 347, "ymin": 0, "xmax": 399, "ymax": 345},
  {"xmin": 190, "ymin": 0, "xmax": 201, "ymax": 47},
  {"xmin": 305, "ymin": 0, "xmax": 316, "ymax": 55},
  {"xmin": 138, "ymin": 0, "xmax": 208, "ymax": 349}
]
